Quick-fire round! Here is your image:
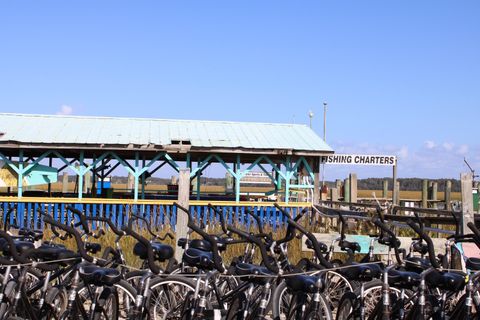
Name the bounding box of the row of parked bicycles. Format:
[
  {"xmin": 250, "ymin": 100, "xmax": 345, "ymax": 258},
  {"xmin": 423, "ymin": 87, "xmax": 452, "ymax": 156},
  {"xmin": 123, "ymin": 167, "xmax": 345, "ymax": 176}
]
[{"xmin": 0, "ymin": 201, "xmax": 479, "ymax": 320}]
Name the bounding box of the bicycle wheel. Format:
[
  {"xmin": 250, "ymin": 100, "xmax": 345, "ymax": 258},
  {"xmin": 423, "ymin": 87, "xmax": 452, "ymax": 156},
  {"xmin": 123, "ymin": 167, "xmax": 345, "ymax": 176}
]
[
  {"xmin": 147, "ymin": 275, "xmax": 196, "ymax": 320},
  {"xmin": 93, "ymin": 287, "xmax": 119, "ymax": 320},
  {"xmin": 271, "ymin": 280, "xmax": 292, "ymax": 320},
  {"xmin": 44, "ymin": 285, "xmax": 69, "ymax": 319},
  {"xmin": 336, "ymin": 292, "xmax": 357, "ymax": 320},
  {"xmin": 78, "ymin": 280, "xmax": 136, "ymax": 320},
  {"xmin": 306, "ymin": 292, "xmax": 333, "ymax": 320},
  {"xmin": 323, "ymin": 271, "xmax": 354, "ymax": 311},
  {"xmin": 0, "ymin": 280, "xmax": 17, "ymax": 319}
]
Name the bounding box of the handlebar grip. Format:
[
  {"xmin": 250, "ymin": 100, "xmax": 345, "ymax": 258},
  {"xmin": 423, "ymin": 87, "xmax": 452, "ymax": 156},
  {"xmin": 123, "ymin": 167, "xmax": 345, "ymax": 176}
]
[
  {"xmin": 407, "ymin": 220, "xmax": 440, "ymax": 268},
  {"xmin": 66, "ymin": 206, "xmax": 90, "ymax": 234}
]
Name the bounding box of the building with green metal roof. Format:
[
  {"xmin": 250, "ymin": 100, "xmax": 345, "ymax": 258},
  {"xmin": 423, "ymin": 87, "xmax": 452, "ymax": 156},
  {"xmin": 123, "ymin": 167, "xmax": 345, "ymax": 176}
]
[{"xmin": 0, "ymin": 113, "xmax": 333, "ymax": 202}]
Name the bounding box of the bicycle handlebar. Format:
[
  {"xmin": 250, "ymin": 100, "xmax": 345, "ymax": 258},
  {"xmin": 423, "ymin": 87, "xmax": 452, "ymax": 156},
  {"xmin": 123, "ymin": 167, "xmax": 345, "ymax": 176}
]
[
  {"xmin": 274, "ymin": 203, "xmax": 332, "ymax": 268},
  {"xmin": 174, "ymin": 202, "xmax": 225, "ymax": 273},
  {"xmin": 406, "ymin": 219, "xmax": 440, "ymax": 268}
]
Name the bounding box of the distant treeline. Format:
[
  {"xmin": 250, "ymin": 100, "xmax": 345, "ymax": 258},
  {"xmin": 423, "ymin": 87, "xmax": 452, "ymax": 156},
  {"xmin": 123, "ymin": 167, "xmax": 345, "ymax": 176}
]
[
  {"xmin": 101, "ymin": 176, "xmax": 460, "ymax": 192},
  {"xmin": 350, "ymin": 178, "xmax": 461, "ymax": 192}
]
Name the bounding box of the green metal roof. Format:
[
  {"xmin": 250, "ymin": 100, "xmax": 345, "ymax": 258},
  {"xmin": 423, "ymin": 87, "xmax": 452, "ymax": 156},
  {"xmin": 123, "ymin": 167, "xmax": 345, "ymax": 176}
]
[{"xmin": 0, "ymin": 113, "xmax": 333, "ymax": 156}]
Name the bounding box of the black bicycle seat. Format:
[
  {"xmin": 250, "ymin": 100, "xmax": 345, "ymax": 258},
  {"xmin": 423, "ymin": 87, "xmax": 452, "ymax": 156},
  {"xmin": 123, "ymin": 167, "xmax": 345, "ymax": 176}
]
[
  {"xmin": 30, "ymin": 246, "xmax": 80, "ymax": 266},
  {"xmin": 388, "ymin": 269, "xmax": 421, "ymax": 289},
  {"xmin": 79, "ymin": 265, "xmax": 122, "ymax": 286},
  {"xmin": 466, "ymin": 257, "xmax": 480, "ymax": 271},
  {"xmin": 340, "ymin": 263, "xmax": 382, "ymax": 281},
  {"xmin": 183, "ymin": 248, "xmax": 216, "ymax": 270},
  {"xmin": 405, "ymin": 256, "xmax": 430, "ymax": 273},
  {"xmin": 234, "ymin": 262, "xmax": 274, "ymax": 285},
  {"xmin": 285, "ymin": 275, "xmax": 321, "ymax": 293},
  {"xmin": 133, "ymin": 242, "xmax": 174, "ymax": 262},
  {"xmin": 0, "ymin": 239, "xmax": 35, "ymax": 256},
  {"xmin": 425, "ymin": 270, "xmax": 466, "ymax": 291},
  {"xmin": 339, "ymin": 240, "xmax": 361, "ymax": 253},
  {"xmin": 177, "ymin": 238, "xmax": 227, "ymax": 252}
]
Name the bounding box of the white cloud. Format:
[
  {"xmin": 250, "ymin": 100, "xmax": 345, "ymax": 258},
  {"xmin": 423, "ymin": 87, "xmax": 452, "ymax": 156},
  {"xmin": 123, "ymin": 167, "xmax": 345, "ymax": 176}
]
[
  {"xmin": 56, "ymin": 105, "xmax": 73, "ymax": 115},
  {"xmin": 397, "ymin": 146, "xmax": 408, "ymax": 159},
  {"xmin": 442, "ymin": 142, "xmax": 454, "ymax": 151},
  {"xmin": 424, "ymin": 140, "xmax": 436, "ymax": 149},
  {"xmin": 457, "ymin": 144, "xmax": 469, "ymax": 155}
]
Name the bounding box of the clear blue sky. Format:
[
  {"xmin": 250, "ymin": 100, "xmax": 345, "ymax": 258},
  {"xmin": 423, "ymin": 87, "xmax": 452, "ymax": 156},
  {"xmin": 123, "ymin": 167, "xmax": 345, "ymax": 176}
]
[{"xmin": 0, "ymin": 1, "xmax": 478, "ymax": 179}]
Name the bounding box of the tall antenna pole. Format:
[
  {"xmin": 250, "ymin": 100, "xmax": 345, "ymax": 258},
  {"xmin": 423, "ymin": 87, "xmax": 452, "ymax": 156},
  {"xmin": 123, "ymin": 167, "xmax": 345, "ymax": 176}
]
[{"xmin": 323, "ymin": 102, "xmax": 327, "ymax": 142}]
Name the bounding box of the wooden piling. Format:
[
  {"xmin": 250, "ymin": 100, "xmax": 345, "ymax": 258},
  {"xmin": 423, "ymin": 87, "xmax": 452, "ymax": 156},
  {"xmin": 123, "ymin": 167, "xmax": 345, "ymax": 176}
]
[
  {"xmin": 394, "ymin": 181, "xmax": 400, "ymax": 205},
  {"xmin": 445, "ymin": 180, "xmax": 452, "ymax": 210},
  {"xmin": 383, "ymin": 180, "xmax": 389, "ymax": 199},
  {"xmin": 431, "ymin": 182, "xmax": 438, "ymax": 209},
  {"xmin": 422, "ymin": 179, "xmax": 428, "ymax": 208},
  {"xmin": 350, "ymin": 173, "xmax": 358, "ymax": 203},
  {"xmin": 127, "ymin": 173, "xmax": 134, "ymax": 192},
  {"xmin": 175, "ymin": 168, "xmax": 191, "ymax": 261},
  {"xmin": 330, "ymin": 188, "xmax": 339, "ymax": 202},
  {"xmin": 461, "ymin": 173, "xmax": 474, "ymax": 235},
  {"xmin": 313, "ymin": 158, "xmax": 321, "ymax": 203},
  {"xmin": 344, "ymin": 178, "xmax": 350, "ymax": 203},
  {"xmin": 62, "ymin": 172, "xmax": 69, "ymax": 194}
]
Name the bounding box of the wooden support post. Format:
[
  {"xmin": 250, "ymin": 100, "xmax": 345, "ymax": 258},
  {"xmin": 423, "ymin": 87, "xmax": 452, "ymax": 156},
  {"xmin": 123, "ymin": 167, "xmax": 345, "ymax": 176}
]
[
  {"xmin": 431, "ymin": 182, "xmax": 438, "ymax": 209},
  {"xmin": 84, "ymin": 171, "xmax": 91, "ymax": 195},
  {"xmin": 313, "ymin": 158, "xmax": 320, "ymax": 204},
  {"xmin": 77, "ymin": 151, "xmax": 84, "ymax": 199},
  {"xmin": 383, "ymin": 179, "xmax": 389, "ymax": 199},
  {"xmin": 134, "ymin": 152, "xmax": 139, "ymax": 201},
  {"xmin": 62, "ymin": 172, "xmax": 69, "ymax": 194},
  {"xmin": 330, "ymin": 188, "xmax": 339, "ymax": 202},
  {"xmin": 394, "ymin": 181, "xmax": 400, "ymax": 205},
  {"xmin": 335, "ymin": 179, "xmax": 342, "ymax": 191},
  {"xmin": 141, "ymin": 157, "xmax": 146, "ymax": 200},
  {"xmin": 461, "ymin": 173, "xmax": 474, "ymax": 235},
  {"xmin": 17, "ymin": 150, "xmax": 24, "ymax": 198},
  {"xmin": 176, "ymin": 168, "xmax": 191, "ymax": 261},
  {"xmin": 349, "ymin": 173, "xmax": 357, "ymax": 203},
  {"xmin": 445, "ymin": 180, "xmax": 452, "ymax": 210},
  {"xmin": 127, "ymin": 173, "xmax": 134, "ymax": 192},
  {"xmin": 392, "ymin": 163, "xmax": 398, "ymax": 205},
  {"xmin": 48, "ymin": 157, "xmax": 52, "ymax": 196},
  {"xmin": 422, "ymin": 179, "xmax": 429, "ymax": 208},
  {"xmin": 344, "ymin": 177, "xmax": 350, "ymax": 203}
]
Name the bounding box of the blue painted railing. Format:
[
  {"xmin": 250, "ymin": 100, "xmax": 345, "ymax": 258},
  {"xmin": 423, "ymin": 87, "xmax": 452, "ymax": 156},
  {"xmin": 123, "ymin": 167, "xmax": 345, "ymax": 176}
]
[{"xmin": 0, "ymin": 199, "xmax": 310, "ymax": 232}]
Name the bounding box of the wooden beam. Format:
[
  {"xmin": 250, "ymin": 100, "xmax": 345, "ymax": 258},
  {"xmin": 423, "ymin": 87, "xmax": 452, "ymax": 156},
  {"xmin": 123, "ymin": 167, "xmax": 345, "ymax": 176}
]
[
  {"xmin": 175, "ymin": 168, "xmax": 191, "ymax": 261},
  {"xmin": 461, "ymin": 173, "xmax": 474, "ymax": 235}
]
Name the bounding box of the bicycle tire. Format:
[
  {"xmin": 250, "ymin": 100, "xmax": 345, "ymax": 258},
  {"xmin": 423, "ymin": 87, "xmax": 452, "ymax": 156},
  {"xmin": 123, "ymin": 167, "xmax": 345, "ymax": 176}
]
[
  {"xmin": 93, "ymin": 286, "xmax": 119, "ymax": 320},
  {"xmin": 77, "ymin": 279, "xmax": 136, "ymax": 319},
  {"xmin": 336, "ymin": 292, "xmax": 357, "ymax": 320},
  {"xmin": 147, "ymin": 275, "xmax": 196, "ymax": 320}
]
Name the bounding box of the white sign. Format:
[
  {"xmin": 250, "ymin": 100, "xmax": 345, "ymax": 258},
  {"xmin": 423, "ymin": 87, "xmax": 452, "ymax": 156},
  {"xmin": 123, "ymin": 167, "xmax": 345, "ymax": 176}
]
[
  {"xmin": 240, "ymin": 172, "xmax": 271, "ymax": 184},
  {"xmin": 320, "ymin": 154, "xmax": 396, "ymax": 166}
]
